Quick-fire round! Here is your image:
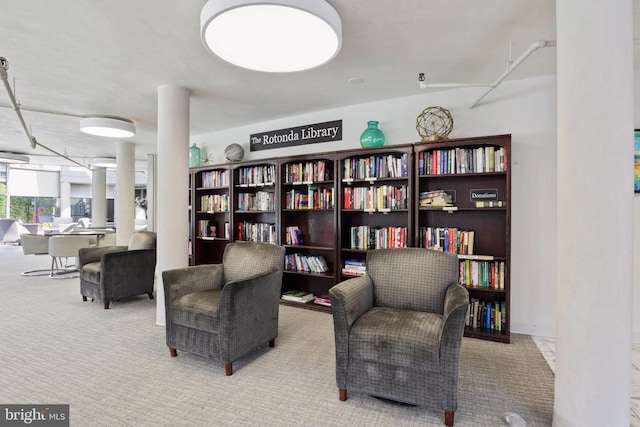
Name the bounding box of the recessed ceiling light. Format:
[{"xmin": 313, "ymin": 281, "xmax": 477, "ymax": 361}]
[
  {"xmin": 200, "ymin": 0, "xmax": 342, "ymax": 72},
  {"xmin": 348, "ymin": 77, "xmax": 364, "ymax": 84},
  {"xmin": 80, "ymin": 117, "xmax": 136, "ymax": 138}
]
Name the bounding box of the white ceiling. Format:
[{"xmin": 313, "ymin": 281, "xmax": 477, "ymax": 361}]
[{"xmin": 0, "ymin": 1, "xmax": 566, "ymax": 167}]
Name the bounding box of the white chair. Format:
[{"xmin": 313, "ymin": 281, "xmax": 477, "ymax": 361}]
[
  {"xmin": 20, "ymin": 233, "xmax": 52, "ymax": 276},
  {"xmin": 48, "ymin": 235, "xmax": 95, "ymax": 278}
]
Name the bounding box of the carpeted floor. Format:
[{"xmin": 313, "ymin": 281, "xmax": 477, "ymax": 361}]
[{"xmin": 0, "ymin": 245, "xmax": 553, "ymax": 426}]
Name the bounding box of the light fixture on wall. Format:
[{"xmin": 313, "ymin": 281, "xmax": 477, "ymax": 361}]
[
  {"xmin": 92, "ymin": 157, "xmax": 118, "ymax": 169},
  {"xmin": 200, "ymin": 0, "xmax": 342, "ymax": 72},
  {"xmin": 80, "ymin": 117, "xmax": 136, "ymax": 138},
  {"xmin": 0, "ymin": 152, "xmax": 29, "ymax": 164}
]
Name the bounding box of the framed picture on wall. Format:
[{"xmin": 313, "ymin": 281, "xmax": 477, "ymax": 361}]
[{"xmin": 635, "ymin": 129, "xmax": 640, "ymax": 193}]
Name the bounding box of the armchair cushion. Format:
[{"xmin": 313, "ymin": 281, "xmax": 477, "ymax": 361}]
[{"xmin": 172, "ymin": 289, "xmax": 223, "ymax": 333}]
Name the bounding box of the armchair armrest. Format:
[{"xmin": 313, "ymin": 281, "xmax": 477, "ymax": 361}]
[
  {"xmin": 443, "ymin": 282, "xmax": 470, "ymax": 320},
  {"xmin": 329, "ymin": 275, "xmax": 374, "ymax": 329},
  {"xmin": 78, "ymin": 245, "xmax": 127, "ymax": 268},
  {"xmin": 162, "ymin": 264, "xmax": 225, "ymax": 303},
  {"xmin": 217, "ymin": 269, "xmax": 283, "ymax": 362},
  {"xmin": 439, "ymin": 283, "xmax": 470, "ymax": 370}
]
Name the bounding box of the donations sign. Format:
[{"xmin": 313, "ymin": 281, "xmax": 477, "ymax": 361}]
[{"xmin": 250, "ymin": 120, "xmax": 342, "ymax": 152}]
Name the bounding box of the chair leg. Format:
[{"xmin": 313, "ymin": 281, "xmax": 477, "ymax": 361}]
[
  {"xmin": 82, "ymin": 296, "xmax": 87, "ymax": 302},
  {"xmin": 339, "ymin": 388, "xmax": 347, "ymax": 401},
  {"xmin": 148, "ymin": 292, "xmax": 154, "ymax": 300},
  {"xmin": 269, "ymin": 339, "xmax": 275, "ymax": 347},
  {"xmin": 169, "ymin": 347, "xmax": 177, "ymax": 357},
  {"xmin": 444, "ymin": 411, "xmax": 454, "ymax": 427},
  {"xmin": 103, "ymin": 301, "xmax": 110, "ymax": 309},
  {"xmin": 225, "ymin": 363, "xmax": 233, "ymax": 376}
]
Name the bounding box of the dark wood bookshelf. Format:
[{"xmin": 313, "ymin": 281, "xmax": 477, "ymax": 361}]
[{"xmin": 188, "ymin": 135, "xmax": 511, "ymax": 343}]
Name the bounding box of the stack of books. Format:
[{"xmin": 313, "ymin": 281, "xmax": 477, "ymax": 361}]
[
  {"xmin": 313, "ymin": 297, "xmax": 331, "ymax": 307},
  {"xmin": 419, "ymin": 190, "xmax": 453, "ymax": 207},
  {"xmin": 281, "ymin": 290, "xmax": 314, "ymax": 303},
  {"xmin": 341, "ymin": 259, "xmax": 366, "ymax": 277}
]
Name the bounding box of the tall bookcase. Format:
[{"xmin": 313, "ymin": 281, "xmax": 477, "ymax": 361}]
[
  {"xmin": 279, "ymin": 153, "xmax": 338, "ymax": 313},
  {"xmin": 191, "ymin": 165, "xmax": 232, "ymax": 265},
  {"xmin": 337, "ymin": 144, "xmax": 413, "ymax": 277},
  {"xmin": 188, "ymin": 134, "xmax": 511, "ymax": 342},
  {"xmin": 414, "ymin": 134, "xmax": 511, "ymax": 343}
]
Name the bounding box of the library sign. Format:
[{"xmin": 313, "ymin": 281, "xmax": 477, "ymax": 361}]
[{"xmin": 250, "ymin": 120, "xmax": 342, "ymax": 152}]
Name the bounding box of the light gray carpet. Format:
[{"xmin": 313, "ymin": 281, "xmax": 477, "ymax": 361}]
[{"xmin": 0, "ymin": 245, "xmax": 553, "ymax": 426}]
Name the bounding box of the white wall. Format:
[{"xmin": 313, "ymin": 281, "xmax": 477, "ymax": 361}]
[{"xmin": 193, "ymin": 74, "xmax": 570, "ymax": 339}]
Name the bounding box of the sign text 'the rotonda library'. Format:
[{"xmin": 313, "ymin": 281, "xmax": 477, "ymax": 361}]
[{"xmin": 250, "ymin": 120, "xmax": 342, "ymax": 152}]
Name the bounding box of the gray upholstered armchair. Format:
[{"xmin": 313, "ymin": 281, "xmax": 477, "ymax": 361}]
[
  {"xmin": 78, "ymin": 231, "xmax": 157, "ymax": 309},
  {"xmin": 162, "ymin": 241, "xmax": 285, "ymax": 376},
  {"xmin": 329, "ymin": 248, "xmax": 469, "ymax": 427}
]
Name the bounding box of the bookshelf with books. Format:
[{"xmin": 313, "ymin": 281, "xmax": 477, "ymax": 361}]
[
  {"xmin": 338, "ymin": 144, "xmax": 413, "ymax": 280},
  {"xmin": 413, "ymin": 134, "xmax": 511, "ymax": 343},
  {"xmin": 192, "ymin": 165, "xmax": 232, "ymax": 265},
  {"xmin": 233, "ymin": 161, "xmax": 278, "ymax": 244},
  {"xmin": 279, "ymin": 154, "xmax": 338, "ymax": 313}
]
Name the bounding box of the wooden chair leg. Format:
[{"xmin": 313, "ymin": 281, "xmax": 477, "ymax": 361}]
[
  {"xmin": 103, "ymin": 301, "xmax": 110, "ymax": 309},
  {"xmin": 269, "ymin": 339, "xmax": 275, "ymax": 347},
  {"xmin": 148, "ymin": 292, "xmax": 154, "ymax": 300},
  {"xmin": 169, "ymin": 348, "xmax": 177, "ymax": 357},
  {"xmin": 339, "ymin": 388, "xmax": 347, "ymax": 401},
  {"xmin": 82, "ymin": 296, "xmax": 87, "ymax": 302},
  {"xmin": 225, "ymin": 363, "xmax": 233, "ymax": 376},
  {"xmin": 444, "ymin": 411, "xmax": 454, "ymax": 427}
]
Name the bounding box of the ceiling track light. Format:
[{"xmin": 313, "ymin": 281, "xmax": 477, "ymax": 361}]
[
  {"xmin": 200, "ymin": 0, "xmax": 342, "ymax": 72},
  {"xmin": 80, "ymin": 117, "xmax": 136, "ymax": 138}
]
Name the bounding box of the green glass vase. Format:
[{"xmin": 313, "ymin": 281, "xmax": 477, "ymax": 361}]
[
  {"xmin": 359, "ymin": 121, "xmax": 385, "ymax": 148},
  {"xmin": 189, "ymin": 143, "xmax": 201, "ymax": 167}
]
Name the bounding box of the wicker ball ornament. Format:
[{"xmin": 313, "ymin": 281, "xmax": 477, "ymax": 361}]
[
  {"xmin": 224, "ymin": 143, "xmax": 244, "ymax": 162},
  {"xmin": 416, "ymin": 106, "xmax": 454, "ymax": 141}
]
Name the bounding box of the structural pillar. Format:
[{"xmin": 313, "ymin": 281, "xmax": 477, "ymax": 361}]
[
  {"xmin": 91, "ymin": 166, "xmax": 107, "ymax": 227},
  {"xmin": 555, "ymin": 1, "xmax": 633, "ymax": 426},
  {"xmin": 59, "ymin": 179, "xmax": 71, "ymax": 219},
  {"xmin": 116, "ymin": 140, "xmax": 135, "ymax": 245},
  {"xmin": 155, "ymin": 85, "xmax": 190, "ymax": 325}
]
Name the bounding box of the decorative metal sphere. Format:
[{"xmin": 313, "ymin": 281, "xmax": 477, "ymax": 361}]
[
  {"xmin": 224, "ymin": 143, "xmax": 244, "ymax": 162},
  {"xmin": 416, "ymin": 106, "xmax": 454, "ymax": 141}
]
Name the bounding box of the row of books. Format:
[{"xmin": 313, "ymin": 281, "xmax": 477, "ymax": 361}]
[
  {"xmin": 237, "ymin": 191, "xmax": 276, "ymax": 211},
  {"xmin": 237, "ymin": 165, "xmax": 276, "ymax": 186},
  {"xmin": 341, "ymin": 259, "xmax": 366, "ymax": 276},
  {"xmin": 459, "ymin": 260, "xmax": 506, "ymax": 290},
  {"xmin": 342, "ymin": 153, "xmax": 409, "ymax": 181},
  {"xmin": 418, "ymin": 227, "xmax": 475, "ymax": 255},
  {"xmin": 348, "ymin": 226, "xmax": 408, "ymax": 250},
  {"xmin": 283, "ymin": 160, "xmax": 332, "ymax": 184},
  {"xmin": 283, "ymin": 187, "xmax": 334, "ymax": 210},
  {"xmin": 343, "ymin": 185, "xmax": 408, "ymax": 211},
  {"xmin": 237, "ymin": 221, "xmax": 276, "ymax": 243},
  {"xmin": 281, "ymin": 290, "xmax": 332, "ymax": 307},
  {"xmin": 284, "ymin": 226, "xmax": 304, "ymax": 245},
  {"xmin": 200, "ymin": 194, "xmax": 229, "ymax": 212},
  {"xmin": 201, "ymin": 170, "xmax": 229, "ymax": 189},
  {"xmin": 466, "ymin": 299, "xmax": 506, "ymax": 333},
  {"xmin": 418, "ymin": 145, "xmax": 507, "ymax": 175},
  {"xmin": 285, "ymin": 253, "xmax": 329, "ymax": 273},
  {"xmin": 197, "ymin": 220, "xmax": 230, "ymax": 239}
]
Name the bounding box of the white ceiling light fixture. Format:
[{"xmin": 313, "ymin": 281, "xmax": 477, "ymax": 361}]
[
  {"xmin": 200, "ymin": 0, "xmax": 342, "ymax": 73},
  {"xmin": 0, "ymin": 152, "xmax": 29, "ymax": 164},
  {"xmin": 80, "ymin": 117, "xmax": 136, "ymax": 138},
  {"xmin": 92, "ymin": 158, "xmax": 118, "ymax": 169}
]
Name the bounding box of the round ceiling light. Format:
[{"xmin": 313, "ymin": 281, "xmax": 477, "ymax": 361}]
[
  {"xmin": 92, "ymin": 157, "xmax": 118, "ymax": 169},
  {"xmin": 80, "ymin": 117, "xmax": 136, "ymax": 138},
  {"xmin": 200, "ymin": 0, "xmax": 342, "ymax": 73}
]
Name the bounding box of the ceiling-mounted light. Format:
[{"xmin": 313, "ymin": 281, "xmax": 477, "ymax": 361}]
[
  {"xmin": 200, "ymin": 0, "xmax": 342, "ymax": 72},
  {"xmin": 80, "ymin": 117, "xmax": 136, "ymax": 138},
  {"xmin": 92, "ymin": 157, "xmax": 118, "ymax": 169},
  {"xmin": 0, "ymin": 152, "xmax": 29, "ymax": 164}
]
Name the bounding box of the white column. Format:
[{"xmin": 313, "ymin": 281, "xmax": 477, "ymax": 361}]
[
  {"xmin": 91, "ymin": 167, "xmax": 107, "ymax": 227},
  {"xmin": 554, "ymin": 1, "xmax": 633, "ymax": 426},
  {"xmin": 156, "ymin": 86, "xmax": 190, "ymax": 325},
  {"xmin": 116, "ymin": 140, "xmax": 135, "ymax": 245},
  {"xmin": 60, "ymin": 180, "xmax": 71, "ymax": 218}
]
